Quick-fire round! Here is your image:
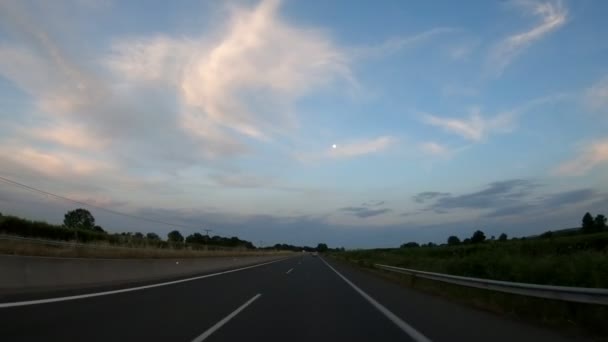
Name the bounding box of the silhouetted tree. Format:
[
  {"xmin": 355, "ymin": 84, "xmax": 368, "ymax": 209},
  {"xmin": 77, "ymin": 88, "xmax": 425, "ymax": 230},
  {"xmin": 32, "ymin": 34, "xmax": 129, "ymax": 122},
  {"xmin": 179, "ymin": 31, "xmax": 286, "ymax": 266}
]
[
  {"xmin": 400, "ymin": 242, "xmax": 420, "ymax": 248},
  {"xmin": 540, "ymin": 230, "xmax": 554, "ymax": 239},
  {"xmin": 447, "ymin": 236, "xmax": 460, "ymax": 245},
  {"xmin": 186, "ymin": 232, "xmax": 206, "ymax": 244},
  {"xmin": 167, "ymin": 230, "xmax": 184, "ymax": 243},
  {"xmin": 93, "ymin": 225, "xmax": 105, "ymax": 233},
  {"xmin": 462, "ymin": 238, "xmax": 472, "ymax": 244},
  {"xmin": 582, "ymin": 212, "xmax": 595, "ymax": 233},
  {"xmin": 64, "ymin": 208, "xmax": 95, "ymax": 230},
  {"xmin": 133, "ymin": 232, "xmax": 144, "ymax": 239},
  {"xmin": 498, "ymin": 233, "xmax": 508, "ymax": 241},
  {"xmin": 595, "ymin": 214, "xmax": 607, "ymax": 230},
  {"xmin": 146, "ymin": 232, "xmax": 161, "ymax": 241},
  {"xmin": 316, "ymin": 243, "xmax": 328, "ymax": 252},
  {"xmin": 470, "ymin": 230, "xmax": 486, "ymax": 244}
]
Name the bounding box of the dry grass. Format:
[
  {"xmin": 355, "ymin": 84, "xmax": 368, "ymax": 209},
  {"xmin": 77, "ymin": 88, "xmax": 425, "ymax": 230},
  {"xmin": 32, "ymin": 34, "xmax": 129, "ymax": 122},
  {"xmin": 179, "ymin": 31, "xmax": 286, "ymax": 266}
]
[{"xmin": 0, "ymin": 239, "xmax": 292, "ymax": 259}]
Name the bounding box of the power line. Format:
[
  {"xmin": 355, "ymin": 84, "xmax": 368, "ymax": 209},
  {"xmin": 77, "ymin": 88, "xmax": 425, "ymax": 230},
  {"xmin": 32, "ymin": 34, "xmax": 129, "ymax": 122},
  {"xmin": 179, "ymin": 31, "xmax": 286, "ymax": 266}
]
[{"xmin": 0, "ymin": 175, "xmax": 204, "ymax": 231}]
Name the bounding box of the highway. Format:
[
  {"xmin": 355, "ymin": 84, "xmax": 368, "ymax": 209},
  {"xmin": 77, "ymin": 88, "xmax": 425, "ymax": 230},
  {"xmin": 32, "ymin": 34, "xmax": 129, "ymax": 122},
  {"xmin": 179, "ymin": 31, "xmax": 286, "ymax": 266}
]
[{"xmin": 0, "ymin": 255, "xmax": 577, "ymax": 341}]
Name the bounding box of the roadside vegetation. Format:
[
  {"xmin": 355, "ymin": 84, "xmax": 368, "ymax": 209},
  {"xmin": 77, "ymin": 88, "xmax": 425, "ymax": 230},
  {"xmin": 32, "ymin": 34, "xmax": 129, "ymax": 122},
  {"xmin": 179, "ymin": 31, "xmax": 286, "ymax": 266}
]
[
  {"xmin": 0, "ymin": 209, "xmax": 285, "ymax": 258},
  {"xmin": 0, "ymin": 210, "xmax": 332, "ymax": 258},
  {"xmin": 331, "ymin": 212, "xmax": 608, "ymax": 338}
]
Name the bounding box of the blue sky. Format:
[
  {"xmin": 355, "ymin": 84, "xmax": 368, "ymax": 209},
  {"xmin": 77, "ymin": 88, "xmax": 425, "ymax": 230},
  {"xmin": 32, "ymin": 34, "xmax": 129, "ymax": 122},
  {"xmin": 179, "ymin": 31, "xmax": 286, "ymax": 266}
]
[{"xmin": 1, "ymin": 0, "xmax": 608, "ymax": 248}]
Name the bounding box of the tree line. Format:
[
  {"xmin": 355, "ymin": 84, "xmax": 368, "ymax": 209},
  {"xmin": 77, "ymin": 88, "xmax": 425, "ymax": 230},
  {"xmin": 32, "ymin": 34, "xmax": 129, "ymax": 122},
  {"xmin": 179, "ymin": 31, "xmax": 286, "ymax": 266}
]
[
  {"xmin": 0, "ymin": 208, "xmax": 255, "ymax": 250},
  {"xmin": 400, "ymin": 211, "xmax": 608, "ymax": 249}
]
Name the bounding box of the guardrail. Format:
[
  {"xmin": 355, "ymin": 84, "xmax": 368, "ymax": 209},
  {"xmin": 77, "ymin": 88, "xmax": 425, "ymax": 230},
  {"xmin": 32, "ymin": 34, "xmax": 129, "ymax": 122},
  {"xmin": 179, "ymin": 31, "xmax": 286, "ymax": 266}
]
[{"xmin": 375, "ymin": 264, "xmax": 608, "ymax": 305}]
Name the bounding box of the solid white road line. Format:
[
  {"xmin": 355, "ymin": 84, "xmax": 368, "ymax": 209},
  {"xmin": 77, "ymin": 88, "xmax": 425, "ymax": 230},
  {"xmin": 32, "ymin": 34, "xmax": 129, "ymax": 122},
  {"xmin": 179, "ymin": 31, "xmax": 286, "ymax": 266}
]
[
  {"xmin": 0, "ymin": 258, "xmax": 288, "ymax": 309},
  {"xmin": 320, "ymin": 257, "xmax": 432, "ymax": 342},
  {"xmin": 286, "ymin": 268, "xmax": 293, "ymax": 274},
  {"xmin": 191, "ymin": 293, "xmax": 261, "ymax": 342}
]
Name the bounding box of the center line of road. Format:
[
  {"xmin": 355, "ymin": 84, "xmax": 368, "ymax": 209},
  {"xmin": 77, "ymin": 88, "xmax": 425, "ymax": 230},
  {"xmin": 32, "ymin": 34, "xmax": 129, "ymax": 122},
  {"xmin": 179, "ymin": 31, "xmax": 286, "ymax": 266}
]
[
  {"xmin": 0, "ymin": 258, "xmax": 289, "ymax": 309},
  {"xmin": 191, "ymin": 293, "xmax": 261, "ymax": 342},
  {"xmin": 286, "ymin": 268, "xmax": 293, "ymax": 274},
  {"xmin": 320, "ymin": 257, "xmax": 432, "ymax": 342}
]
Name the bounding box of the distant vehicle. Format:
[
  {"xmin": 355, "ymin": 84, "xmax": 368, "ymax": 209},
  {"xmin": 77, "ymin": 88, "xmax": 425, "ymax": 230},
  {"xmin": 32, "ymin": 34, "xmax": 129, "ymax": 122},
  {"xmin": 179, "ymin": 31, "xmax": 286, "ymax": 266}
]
[{"xmin": 312, "ymin": 252, "xmax": 318, "ymax": 257}]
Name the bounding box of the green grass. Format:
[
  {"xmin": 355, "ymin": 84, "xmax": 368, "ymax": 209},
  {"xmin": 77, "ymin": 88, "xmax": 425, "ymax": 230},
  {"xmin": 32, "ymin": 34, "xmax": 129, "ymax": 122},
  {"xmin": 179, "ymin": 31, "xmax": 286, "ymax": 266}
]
[{"xmin": 339, "ymin": 232, "xmax": 608, "ymax": 287}]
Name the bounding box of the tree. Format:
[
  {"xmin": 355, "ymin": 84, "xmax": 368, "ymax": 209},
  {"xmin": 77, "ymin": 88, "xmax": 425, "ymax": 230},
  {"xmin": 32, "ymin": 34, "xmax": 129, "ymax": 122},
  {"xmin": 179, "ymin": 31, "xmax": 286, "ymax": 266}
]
[
  {"xmin": 582, "ymin": 212, "xmax": 595, "ymax": 233},
  {"xmin": 462, "ymin": 238, "xmax": 471, "ymax": 244},
  {"xmin": 167, "ymin": 230, "xmax": 184, "ymax": 243},
  {"xmin": 447, "ymin": 236, "xmax": 460, "ymax": 245},
  {"xmin": 316, "ymin": 243, "xmax": 328, "ymax": 252},
  {"xmin": 595, "ymin": 214, "xmax": 607, "ymax": 230},
  {"xmin": 186, "ymin": 233, "xmax": 206, "ymax": 244},
  {"xmin": 400, "ymin": 242, "xmax": 420, "ymax": 248},
  {"xmin": 146, "ymin": 232, "xmax": 161, "ymax": 241},
  {"xmin": 498, "ymin": 233, "xmax": 508, "ymax": 242},
  {"xmin": 540, "ymin": 230, "xmax": 554, "ymax": 239},
  {"xmin": 93, "ymin": 225, "xmax": 105, "ymax": 233},
  {"xmin": 63, "ymin": 208, "xmax": 95, "ymax": 230},
  {"xmin": 133, "ymin": 232, "xmax": 144, "ymax": 239},
  {"xmin": 470, "ymin": 230, "xmax": 486, "ymax": 244}
]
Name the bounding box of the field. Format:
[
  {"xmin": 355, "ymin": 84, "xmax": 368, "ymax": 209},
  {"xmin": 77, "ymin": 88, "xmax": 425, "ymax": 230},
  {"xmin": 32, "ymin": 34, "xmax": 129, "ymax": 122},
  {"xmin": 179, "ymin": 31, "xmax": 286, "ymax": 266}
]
[
  {"xmin": 337, "ymin": 232, "xmax": 608, "ymax": 287},
  {"xmin": 331, "ymin": 232, "xmax": 608, "ymax": 338}
]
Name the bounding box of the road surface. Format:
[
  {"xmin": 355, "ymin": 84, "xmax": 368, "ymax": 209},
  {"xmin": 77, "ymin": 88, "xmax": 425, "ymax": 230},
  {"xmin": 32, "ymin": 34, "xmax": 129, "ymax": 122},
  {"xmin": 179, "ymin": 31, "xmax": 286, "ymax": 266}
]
[{"xmin": 0, "ymin": 255, "xmax": 577, "ymax": 341}]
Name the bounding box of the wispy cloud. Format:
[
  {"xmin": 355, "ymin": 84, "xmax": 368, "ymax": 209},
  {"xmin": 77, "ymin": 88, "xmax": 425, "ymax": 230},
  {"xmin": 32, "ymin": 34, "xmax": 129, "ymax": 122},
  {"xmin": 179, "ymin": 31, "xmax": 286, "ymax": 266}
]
[
  {"xmin": 340, "ymin": 206, "xmax": 392, "ymax": 218},
  {"xmin": 585, "ymin": 76, "xmax": 608, "ymax": 111},
  {"xmin": 554, "ymin": 139, "xmax": 608, "ymax": 176},
  {"xmin": 108, "ymin": 0, "xmax": 353, "ymax": 143},
  {"xmin": 352, "ymin": 27, "xmax": 457, "ymax": 59},
  {"xmin": 413, "ymin": 192, "xmax": 451, "ymax": 204},
  {"xmin": 422, "ymin": 107, "xmax": 514, "ymax": 141},
  {"xmin": 487, "ymin": 0, "xmax": 567, "ymax": 76},
  {"xmin": 420, "ymin": 141, "xmax": 452, "ymax": 157},
  {"xmin": 328, "ymin": 136, "xmax": 396, "ymax": 159}
]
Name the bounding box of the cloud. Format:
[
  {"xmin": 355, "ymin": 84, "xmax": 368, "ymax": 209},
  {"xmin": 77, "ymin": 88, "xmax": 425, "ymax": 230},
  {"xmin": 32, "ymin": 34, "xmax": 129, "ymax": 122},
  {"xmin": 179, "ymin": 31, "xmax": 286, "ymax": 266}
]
[
  {"xmin": 484, "ymin": 188, "xmax": 599, "ymax": 218},
  {"xmin": 0, "ymin": 145, "xmax": 113, "ymax": 179},
  {"xmin": 352, "ymin": 27, "xmax": 457, "ymax": 59},
  {"xmin": 585, "ymin": 76, "xmax": 608, "ymax": 110},
  {"xmin": 487, "ymin": 0, "xmax": 567, "ymax": 76},
  {"xmin": 422, "ymin": 107, "xmax": 514, "ymax": 141},
  {"xmin": 554, "ymin": 139, "xmax": 608, "ymax": 176},
  {"xmin": 208, "ymin": 172, "xmax": 271, "ymax": 189},
  {"xmin": 327, "ymin": 136, "xmax": 396, "ymax": 159},
  {"xmin": 413, "ymin": 192, "xmax": 451, "ymax": 203},
  {"xmin": 340, "ymin": 206, "xmax": 392, "ymax": 218},
  {"xmin": 108, "ymin": 0, "xmax": 353, "ymax": 143},
  {"xmin": 428, "ymin": 179, "xmax": 539, "ymax": 211},
  {"xmin": 0, "ymin": 0, "xmax": 358, "ymax": 189},
  {"xmin": 420, "ymin": 142, "xmax": 451, "ymax": 157}
]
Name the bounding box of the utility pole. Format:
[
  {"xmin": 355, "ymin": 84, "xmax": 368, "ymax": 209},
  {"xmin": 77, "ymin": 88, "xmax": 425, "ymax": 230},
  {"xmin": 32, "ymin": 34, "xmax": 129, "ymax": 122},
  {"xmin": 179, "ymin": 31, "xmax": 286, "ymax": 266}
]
[{"xmin": 204, "ymin": 229, "xmax": 212, "ymax": 237}]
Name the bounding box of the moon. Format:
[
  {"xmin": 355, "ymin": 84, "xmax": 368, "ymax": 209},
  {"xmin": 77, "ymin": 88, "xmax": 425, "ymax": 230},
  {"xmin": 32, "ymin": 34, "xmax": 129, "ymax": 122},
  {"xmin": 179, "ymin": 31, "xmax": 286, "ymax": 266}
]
[{"xmin": 332, "ymin": 144, "xmax": 337, "ymax": 149}]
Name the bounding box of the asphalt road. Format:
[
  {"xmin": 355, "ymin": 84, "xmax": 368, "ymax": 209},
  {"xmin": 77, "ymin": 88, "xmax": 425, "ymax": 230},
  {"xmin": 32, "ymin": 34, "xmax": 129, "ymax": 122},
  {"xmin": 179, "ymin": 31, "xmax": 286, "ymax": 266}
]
[{"xmin": 0, "ymin": 255, "xmax": 578, "ymax": 342}]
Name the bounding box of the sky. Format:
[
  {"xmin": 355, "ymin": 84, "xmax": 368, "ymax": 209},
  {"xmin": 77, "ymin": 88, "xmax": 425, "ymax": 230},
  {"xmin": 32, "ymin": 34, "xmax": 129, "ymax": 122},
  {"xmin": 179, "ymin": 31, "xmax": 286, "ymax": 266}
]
[{"xmin": 1, "ymin": 0, "xmax": 608, "ymax": 248}]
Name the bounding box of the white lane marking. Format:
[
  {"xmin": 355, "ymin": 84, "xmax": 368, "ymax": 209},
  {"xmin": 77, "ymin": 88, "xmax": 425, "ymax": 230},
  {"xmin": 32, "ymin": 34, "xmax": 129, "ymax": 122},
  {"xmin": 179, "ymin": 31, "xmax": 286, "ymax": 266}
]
[
  {"xmin": 286, "ymin": 268, "xmax": 293, "ymax": 274},
  {"xmin": 0, "ymin": 258, "xmax": 289, "ymax": 309},
  {"xmin": 191, "ymin": 293, "xmax": 261, "ymax": 342},
  {"xmin": 320, "ymin": 257, "xmax": 432, "ymax": 342}
]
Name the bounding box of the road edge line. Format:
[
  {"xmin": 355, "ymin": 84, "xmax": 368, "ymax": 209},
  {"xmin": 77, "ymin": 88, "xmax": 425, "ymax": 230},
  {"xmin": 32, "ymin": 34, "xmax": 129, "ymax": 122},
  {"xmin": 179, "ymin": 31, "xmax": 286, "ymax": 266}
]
[{"xmin": 320, "ymin": 257, "xmax": 432, "ymax": 342}]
